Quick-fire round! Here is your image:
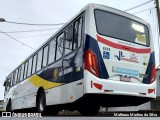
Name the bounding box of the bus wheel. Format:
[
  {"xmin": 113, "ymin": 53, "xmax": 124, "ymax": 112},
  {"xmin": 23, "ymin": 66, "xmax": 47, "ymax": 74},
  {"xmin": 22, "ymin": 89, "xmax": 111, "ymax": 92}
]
[
  {"xmin": 79, "ymin": 105, "xmax": 100, "ymax": 116},
  {"xmin": 6, "ymin": 100, "xmax": 12, "ymax": 112},
  {"xmin": 37, "ymin": 91, "xmax": 46, "ymax": 113}
]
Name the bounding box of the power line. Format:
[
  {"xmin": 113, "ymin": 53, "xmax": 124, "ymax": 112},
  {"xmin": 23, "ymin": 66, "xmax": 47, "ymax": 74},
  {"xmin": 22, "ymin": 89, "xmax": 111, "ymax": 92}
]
[
  {"xmin": 131, "ymin": 7, "xmax": 155, "ymax": 14},
  {"xmin": 0, "ymin": 33, "xmax": 53, "ymax": 40},
  {"xmin": 4, "ymin": 21, "xmax": 65, "ymax": 26},
  {"xmin": 0, "ymin": 28, "xmax": 59, "ymax": 33},
  {"xmin": 125, "ymin": 0, "xmax": 153, "ymax": 11},
  {"xmin": 0, "ymin": 29, "xmax": 35, "ymax": 50}
]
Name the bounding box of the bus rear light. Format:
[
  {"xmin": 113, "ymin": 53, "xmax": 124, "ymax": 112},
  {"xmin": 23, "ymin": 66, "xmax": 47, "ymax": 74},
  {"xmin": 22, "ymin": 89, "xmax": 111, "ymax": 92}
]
[
  {"xmin": 85, "ymin": 49, "xmax": 99, "ymax": 77},
  {"xmin": 93, "ymin": 83, "xmax": 102, "ymax": 90},
  {"xmin": 148, "ymin": 88, "xmax": 155, "ymax": 94},
  {"xmin": 150, "ymin": 64, "xmax": 156, "ymax": 84}
]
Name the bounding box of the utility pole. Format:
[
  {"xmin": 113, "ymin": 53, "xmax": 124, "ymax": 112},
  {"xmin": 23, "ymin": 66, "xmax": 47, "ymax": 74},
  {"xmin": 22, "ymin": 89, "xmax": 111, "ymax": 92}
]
[{"xmin": 155, "ymin": 0, "xmax": 160, "ymax": 30}]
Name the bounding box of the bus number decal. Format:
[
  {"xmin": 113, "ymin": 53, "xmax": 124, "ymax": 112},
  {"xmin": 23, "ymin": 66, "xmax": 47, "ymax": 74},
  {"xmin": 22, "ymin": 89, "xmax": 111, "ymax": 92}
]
[{"xmin": 135, "ymin": 34, "xmax": 146, "ymax": 45}]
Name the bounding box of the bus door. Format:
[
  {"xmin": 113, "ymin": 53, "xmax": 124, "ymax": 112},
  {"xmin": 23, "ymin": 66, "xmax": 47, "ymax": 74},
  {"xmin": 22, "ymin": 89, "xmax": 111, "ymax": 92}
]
[{"xmin": 62, "ymin": 18, "xmax": 83, "ymax": 98}]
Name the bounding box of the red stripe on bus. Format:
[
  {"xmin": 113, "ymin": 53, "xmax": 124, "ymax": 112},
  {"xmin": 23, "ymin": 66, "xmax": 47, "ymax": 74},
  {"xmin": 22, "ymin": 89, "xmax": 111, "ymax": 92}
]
[{"xmin": 97, "ymin": 35, "xmax": 151, "ymax": 53}]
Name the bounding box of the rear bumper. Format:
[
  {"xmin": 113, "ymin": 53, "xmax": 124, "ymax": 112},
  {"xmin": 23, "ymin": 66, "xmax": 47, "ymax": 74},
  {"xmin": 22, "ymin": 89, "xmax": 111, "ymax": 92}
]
[
  {"xmin": 83, "ymin": 70, "xmax": 156, "ymax": 106},
  {"xmin": 79, "ymin": 93, "xmax": 153, "ymax": 107}
]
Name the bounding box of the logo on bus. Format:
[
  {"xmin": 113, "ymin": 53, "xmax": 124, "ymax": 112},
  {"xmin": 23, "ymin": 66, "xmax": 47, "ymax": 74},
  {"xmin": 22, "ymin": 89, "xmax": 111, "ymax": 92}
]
[
  {"xmin": 53, "ymin": 68, "xmax": 59, "ymax": 80},
  {"xmin": 115, "ymin": 51, "xmax": 138, "ymax": 63},
  {"xmin": 114, "ymin": 51, "xmax": 124, "ymax": 61}
]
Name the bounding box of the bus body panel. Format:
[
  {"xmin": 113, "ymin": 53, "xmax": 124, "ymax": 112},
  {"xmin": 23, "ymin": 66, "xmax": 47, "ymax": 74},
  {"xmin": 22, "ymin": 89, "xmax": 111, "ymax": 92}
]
[
  {"xmin": 46, "ymin": 79, "xmax": 83, "ymax": 105},
  {"xmin": 10, "ymin": 80, "xmax": 38, "ymax": 110}
]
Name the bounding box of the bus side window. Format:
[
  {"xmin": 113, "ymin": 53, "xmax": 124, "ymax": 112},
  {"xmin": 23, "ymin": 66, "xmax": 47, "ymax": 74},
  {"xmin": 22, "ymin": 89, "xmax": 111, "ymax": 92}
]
[
  {"xmin": 56, "ymin": 33, "xmax": 64, "ymax": 60},
  {"xmin": 36, "ymin": 49, "xmax": 43, "ymax": 71},
  {"xmin": 14, "ymin": 69, "xmax": 18, "ymax": 85},
  {"xmin": 12, "ymin": 71, "xmax": 15, "ymax": 86},
  {"xmin": 65, "ymin": 25, "xmax": 73, "ymax": 55},
  {"xmin": 7, "ymin": 75, "xmax": 11, "ymax": 90},
  {"xmin": 27, "ymin": 58, "xmax": 33, "ymax": 77},
  {"xmin": 24, "ymin": 61, "xmax": 29, "ymax": 79},
  {"xmin": 48, "ymin": 38, "xmax": 56, "ymax": 64},
  {"xmin": 42, "ymin": 45, "xmax": 49, "ymax": 67},
  {"xmin": 20, "ymin": 64, "xmax": 25, "ymax": 81},
  {"xmin": 73, "ymin": 17, "xmax": 82, "ymax": 50},
  {"xmin": 17, "ymin": 67, "xmax": 21, "ymax": 83},
  {"xmin": 10, "ymin": 74, "xmax": 13, "ymax": 87},
  {"xmin": 5, "ymin": 80, "xmax": 10, "ymax": 92},
  {"xmin": 32, "ymin": 54, "xmax": 37, "ymax": 74}
]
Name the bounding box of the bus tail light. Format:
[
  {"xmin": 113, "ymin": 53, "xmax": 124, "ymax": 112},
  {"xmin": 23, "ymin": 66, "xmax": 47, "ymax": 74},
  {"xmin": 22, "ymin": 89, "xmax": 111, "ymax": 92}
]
[
  {"xmin": 85, "ymin": 49, "xmax": 99, "ymax": 77},
  {"xmin": 150, "ymin": 64, "xmax": 156, "ymax": 84}
]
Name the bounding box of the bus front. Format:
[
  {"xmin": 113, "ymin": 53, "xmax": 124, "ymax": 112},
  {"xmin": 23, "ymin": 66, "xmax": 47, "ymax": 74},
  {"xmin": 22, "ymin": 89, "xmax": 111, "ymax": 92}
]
[{"xmin": 83, "ymin": 4, "xmax": 156, "ymax": 107}]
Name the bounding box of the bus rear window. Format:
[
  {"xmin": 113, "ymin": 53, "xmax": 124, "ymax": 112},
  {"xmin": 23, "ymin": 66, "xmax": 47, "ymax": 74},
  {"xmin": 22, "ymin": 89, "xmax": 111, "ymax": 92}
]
[{"xmin": 94, "ymin": 9, "xmax": 150, "ymax": 46}]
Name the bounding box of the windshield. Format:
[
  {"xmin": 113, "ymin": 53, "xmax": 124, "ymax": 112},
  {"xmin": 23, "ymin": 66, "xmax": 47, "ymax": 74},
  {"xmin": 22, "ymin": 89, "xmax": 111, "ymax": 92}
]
[{"xmin": 94, "ymin": 9, "xmax": 150, "ymax": 46}]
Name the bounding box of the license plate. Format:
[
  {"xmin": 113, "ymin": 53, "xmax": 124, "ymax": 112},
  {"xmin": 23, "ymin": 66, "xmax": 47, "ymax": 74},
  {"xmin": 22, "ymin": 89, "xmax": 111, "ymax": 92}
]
[{"xmin": 120, "ymin": 76, "xmax": 131, "ymax": 82}]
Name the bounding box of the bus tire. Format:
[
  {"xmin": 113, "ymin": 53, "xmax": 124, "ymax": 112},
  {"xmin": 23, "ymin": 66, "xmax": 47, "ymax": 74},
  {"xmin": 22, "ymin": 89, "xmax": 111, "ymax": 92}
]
[
  {"xmin": 37, "ymin": 91, "xmax": 46, "ymax": 114},
  {"xmin": 79, "ymin": 105, "xmax": 100, "ymax": 116},
  {"xmin": 6, "ymin": 100, "xmax": 12, "ymax": 112}
]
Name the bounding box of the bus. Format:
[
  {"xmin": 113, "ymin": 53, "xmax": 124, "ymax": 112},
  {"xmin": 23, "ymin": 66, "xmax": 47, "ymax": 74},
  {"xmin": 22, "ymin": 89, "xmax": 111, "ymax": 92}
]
[{"xmin": 3, "ymin": 3, "xmax": 156, "ymax": 116}]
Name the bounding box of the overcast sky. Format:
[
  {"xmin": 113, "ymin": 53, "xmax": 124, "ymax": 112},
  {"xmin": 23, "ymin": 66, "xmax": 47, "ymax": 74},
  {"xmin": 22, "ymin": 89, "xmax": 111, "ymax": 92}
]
[{"xmin": 0, "ymin": 0, "xmax": 157, "ymax": 100}]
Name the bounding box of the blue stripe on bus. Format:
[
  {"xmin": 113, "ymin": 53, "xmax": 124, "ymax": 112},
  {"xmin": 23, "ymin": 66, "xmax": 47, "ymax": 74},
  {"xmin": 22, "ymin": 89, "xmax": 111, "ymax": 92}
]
[
  {"xmin": 85, "ymin": 34, "xmax": 109, "ymax": 79},
  {"xmin": 38, "ymin": 48, "xmax": 83, "ymax": 84},
  {"xmin": 142, "ymin": 52, "xmax": 155, "ymax": 84}
]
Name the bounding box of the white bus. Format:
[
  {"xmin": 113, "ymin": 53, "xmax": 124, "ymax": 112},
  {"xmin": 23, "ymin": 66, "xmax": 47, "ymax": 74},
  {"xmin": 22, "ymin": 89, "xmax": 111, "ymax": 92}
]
[{"xmin": 3, "ymin": 3, "xmax": 156, "ymax": 116}]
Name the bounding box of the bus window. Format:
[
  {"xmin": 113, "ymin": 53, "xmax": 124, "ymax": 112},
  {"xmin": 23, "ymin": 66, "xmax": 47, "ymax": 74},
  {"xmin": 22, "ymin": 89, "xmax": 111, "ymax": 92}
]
[
  {"xmin": 17, "ymin": 67, "xmax": 21, "ymax": 83},
  {"xmin": 24, "ymin": 61, "xmax": 29, "ymax": 79},
  {"xmin": 65, "ymin": 25, "xmax": 73, "ymax": 55},
  {"xmin": 27, "ymin": 58, "xmax": 33, "ymax": 77},
  {"xmin": 5, "ymin": 80, "xmax": 10, "ymax": 93},
  {"xmin": 48, "ymin": 39, "xmax": 56, "ymax": 64},
  {"xmin": 9, "ymin": 74, "xmax": 12, "ymax": 87},
  {"xmin": 20, "ymin": 64, "xmax": 24, "ymax": 81},
  {"xmin": 42, "ymin": 45, "xmax": 49, "ymax": 67},
  {"xmin": 32, "ymin": 55, "xmax": 37, "ymax": 74},
  {"xmin": 12, "ymin": 72, "xmax": 15, "ymax": 86},
  {"xmin": 14, "ymin": 69, "xmax": 18, "ymax": 84},
  {"xmin": 94, "ymin": 10, "xmax": 149, "ymax": 46},
  {"xmin": 73, "ymin": 18, "xmax": 82, "ymax": 49},
  {"xmin": 36, "ymin": 49, "xmax": 43, "ymax": 71},
  {"xmin": 6, "ymin": 75, "xmax": 11, "ymax": 89},
  {"xmin": 56, "ymin": 33, "xmax": 64, "ymax": 60}
]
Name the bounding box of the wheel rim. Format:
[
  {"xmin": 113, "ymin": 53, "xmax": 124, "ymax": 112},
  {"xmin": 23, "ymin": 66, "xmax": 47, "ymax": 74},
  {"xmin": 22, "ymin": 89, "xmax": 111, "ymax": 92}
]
[
  {"xmin": 9, "ymin": 104, "xmax": 12, "ymax": 111},
  {"xmin": 39, "ymin": 94, "xmax": 45, "ymax": 112}
]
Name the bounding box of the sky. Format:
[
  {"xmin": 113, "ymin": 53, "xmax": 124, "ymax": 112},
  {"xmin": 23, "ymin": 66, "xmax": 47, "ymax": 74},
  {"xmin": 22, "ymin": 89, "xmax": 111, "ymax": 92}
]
[{"xmin": 0, "ymin": 0, "xmax": 158, "ymax": 100}]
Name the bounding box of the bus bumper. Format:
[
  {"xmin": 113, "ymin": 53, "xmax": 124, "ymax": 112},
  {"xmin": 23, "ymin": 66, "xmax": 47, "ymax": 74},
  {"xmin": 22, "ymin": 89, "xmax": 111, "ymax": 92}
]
[{"xmin": 83, "ymin": 70, "xmax": 156, "ymax": 106}]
